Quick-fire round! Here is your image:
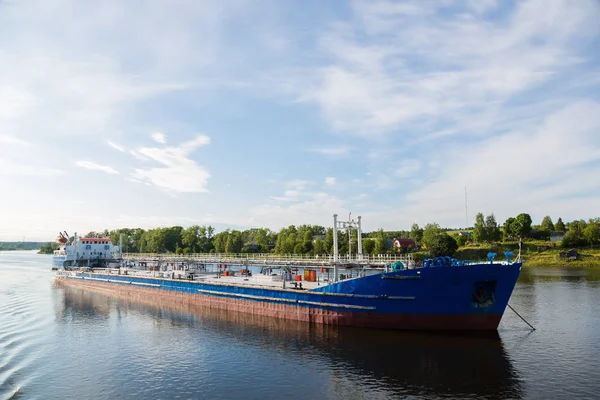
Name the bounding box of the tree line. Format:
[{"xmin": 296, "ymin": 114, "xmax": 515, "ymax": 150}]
[
  {"xmin": 0, "ymin": 242, "xmax": 48, "ymax": 251},
  {"xmin": 470, "ymin": 213, "xmax": 600, "ymax": 247},
  {"xmin": 38, "ymin": 213, "xmax": 599, "ymax": 258}
]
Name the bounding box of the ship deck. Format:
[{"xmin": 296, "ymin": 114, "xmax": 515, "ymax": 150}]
[{"xmin": 91, "ymin": 268, "xmax": 335, "ymax": 291}]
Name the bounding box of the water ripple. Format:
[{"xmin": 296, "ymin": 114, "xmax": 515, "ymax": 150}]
[{"xmin": 2, "ymin": 253, "xmax": 600, "ymax": 399}]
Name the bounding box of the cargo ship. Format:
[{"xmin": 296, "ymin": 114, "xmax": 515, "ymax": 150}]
[{"xmin": 53, "ymin": 215, "xmax": 522, "ymax": 331}]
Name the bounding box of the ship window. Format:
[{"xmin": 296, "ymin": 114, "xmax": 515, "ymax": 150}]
[
  {"xmin": 104, "ymin": 245, "xmax": 110, "ymax": 250},
  {"xmin": 85, "ymin": 245, "xmax": 91, "ymax": 250}
]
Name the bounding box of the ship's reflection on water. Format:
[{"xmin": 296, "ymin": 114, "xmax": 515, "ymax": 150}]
[{"xmin": 55, "ymin": 286, "xmax": 523, "ymax": 400}]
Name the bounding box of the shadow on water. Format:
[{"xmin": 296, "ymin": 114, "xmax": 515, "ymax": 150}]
[{"xmin": 55, "ymin": 285, "xmax": 524, "ymax": 400}]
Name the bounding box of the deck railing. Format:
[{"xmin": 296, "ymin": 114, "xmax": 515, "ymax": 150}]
[{"xmin": 122, "ymin": 252, "xmax": 412, "ymax": 266}]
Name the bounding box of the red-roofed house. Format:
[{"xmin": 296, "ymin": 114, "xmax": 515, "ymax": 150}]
[{"xmin": 392, "ymin": 238, "xmax": 417, "ymax": 250}]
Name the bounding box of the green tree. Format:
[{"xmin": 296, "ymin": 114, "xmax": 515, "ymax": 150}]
[
  {"xmin": 583, "ymin": 219, "xmax": 600, "ymax": 245},
  {"xmin": 142, "ymin": 229, "xmax": 167, "ymax": 253},
  {"xmin": 541, "ymin": 216, "xmax": 555, "ymax": 232},
  {"xmin": 455, "ymin": 234, "xmax": 469, "ymax": 247},
  {"xmin": 213, "ymin": 231, "xmax": 229, "ymax": 253},
  {"xmin": 182, "ymin": 225, "xmax": 200, "ymax": 253},
  {"xmin": 38, "ymin": 242, "xmax": 59, "ymax": 254},
  {"xmin": 226, "ymin": 231, "xmax": 243, "ymax": 253},
  {"xmin": 313, "ymin": 238, "xmax": 325, "ymax": 255},
  {"xmin": 473, "ymin": 213, "xmax": 487, "ymax": 243},
  {"xmin": 373, "ymin": 237, "xmax": 387, "ymax": 254},
  {"xmin": 486, "ymin": 214, "xmax": 501, "ymax": 242},
  {"xmin": 422, "ymin": 223, "xmax": 457, "ymax": 257},
  {"xmin": 362, "ymin": 239, "xmax": 375, "ymax": 255},
  {"xmin": 163, "ymin": 226, "xmax": 183, "ymax": 253},
  {"xmin": 302, "ymin": 231, "xmax": 313, "ymax": 254},
  {"xmin": 429, "ymin": 234, "xmax": 458, "ymax": 257},
  {"xmin": 324, "ymin": 228, "xmax": 334, "ymax": 254},
  {"xmin": 561, "ymin": 230, "xmax": 585, "ymax": 248},
  {"xmin": 373, "ymin": 229, "xmax": 388, "ymax": 254},
  {"xmin": 512, "ymin": 213, "xmax": 532, "ymax": 239},
  {"xmin": 503, "ymin": 217, "xmax": 516, "ymax": 241},
  {"xmin": 567, "ymin": 220, "xmax": 587, "ymax": 236},
  {"xmin": 409, "ymin": 223, "xmax": 423, "ymax": 244},
  {"xmin": 422, "ymin": 223, "xmax": 443, "ymax": 249},
  {"xmin": 555, "ymin": 217, "xmax": 566, "ymax": 232}
]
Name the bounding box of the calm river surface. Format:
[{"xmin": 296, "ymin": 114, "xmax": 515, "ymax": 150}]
[{"xmin": 1, "ymin": 251, "xmax": 599, "ymax": 400}]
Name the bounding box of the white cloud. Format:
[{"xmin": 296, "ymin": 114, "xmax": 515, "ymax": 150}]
[
  {"xmin": 130, "ymin": 150, "xmax": 148, "ymax": 161},
  {"xmin": 107, "ymin": 141, "xmax": 125, "ymax": 152},
  {"xmin": 151, "ymin": 132, "xmax": 167, "ymax": 144},
  {"xmin": 325, "ymin": 177, "xmax": 336, "ymax": 186},
  {"xmin": 269, "ymin": 185, "xmax": 306, "ymax": 202},
  {"xmin": 284, "ymin": 190, "xmax": 299, "ymax": 197},
  {"xmin": 132, "ymin": 134, "xmax": 211, "ymax": 193},
  {"xmin": 290, "ymin": 0, "xmax": 600, "ymax": 137},
  {"xmin": 76, "ymin": 161, "xmax": 120, "ymax": 175},
  {"xmin": 381, "ymin": 101, "xmax": 600, "ymax": 227}
]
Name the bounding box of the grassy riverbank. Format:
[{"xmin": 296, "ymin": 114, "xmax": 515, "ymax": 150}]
[
  {"xmin": 410, "ymin": 241, "xmax": 600, "ymax": 267},
  {"xmin": 453, "ymin": 242, "xmax": 600, "ymax": 268}
]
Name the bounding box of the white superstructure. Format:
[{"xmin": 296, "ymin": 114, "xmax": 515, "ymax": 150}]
[{"xmin": 52, "ymin": 232, "xmax": 122, "ymax": 270}]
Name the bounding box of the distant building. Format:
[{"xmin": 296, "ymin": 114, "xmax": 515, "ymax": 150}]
[
  {"xmin": 550, "ymin": 231, "xmax": 566, "ymax": 243},
  {"xmin": 392, "ymin": 238, "xmax": 417, "ymax": 250},
  {"xmin": 457, "ymin": 231, "xmax": 472, "ymax": 237},
  {"xmin": 559, "ymin": 249, "xmax": 578, "ymax": 260}
]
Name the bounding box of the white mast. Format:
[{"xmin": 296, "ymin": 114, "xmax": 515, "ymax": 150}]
[{"xmin": 332, "ymin": 212, "xmax": 362, "ymax": 281}]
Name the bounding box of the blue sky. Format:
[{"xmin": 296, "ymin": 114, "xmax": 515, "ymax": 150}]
[{"xmin": 1, "ymin": 0, "xmax": 600, "ymax": 240}]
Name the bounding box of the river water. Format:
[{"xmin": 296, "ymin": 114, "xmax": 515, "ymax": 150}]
[{"xmin": 1, "ymin": 251, "xmax": 599, "ymax": 400}]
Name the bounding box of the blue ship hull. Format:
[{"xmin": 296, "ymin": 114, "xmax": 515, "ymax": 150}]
[{"xmin": 58, "ymin": 262, "xmax": 522, "ymax": 331}]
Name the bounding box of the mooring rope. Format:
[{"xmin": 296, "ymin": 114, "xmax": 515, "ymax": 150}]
[{"xmin": 507, "ymin": 303, "xmax": 536, "ymax": 331}]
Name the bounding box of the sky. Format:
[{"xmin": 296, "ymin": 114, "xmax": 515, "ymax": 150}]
[{"xmin": 1, "ymin": 0, "xmax": 600, "ymax": 241}]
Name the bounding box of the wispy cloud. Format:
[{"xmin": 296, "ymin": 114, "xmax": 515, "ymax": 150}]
[
  {"xmin": 289, "ymin": 0, "xmax": 600, "ymax": 138},
  {"xmin": 325, "ymin": 177, "xmax": 336, "ymax": 186},
  {"xmin": 151, "ymin": 132, "xmax": 167, "ymax": 144},
  {"xmin": 1, "ymin": 0, "xmax": 600, "ymax": 239},
  {"xmin": 76, "ymin": 161, "xmax": 120, "ymax": 175},
  {"xmin": 107, "ymin": 141, "xmax": 125, "ymax": 152},
  {"xmin": 130, "ymin": 150, "xmax": 148, "ymax": 161},
  {"xmin": 308, "ymin": 146, "xmax": 351, "ymax": 156},
  {"xmin": 132, "ymin": 134, "xmax": 211, "ymax": 193},
  {"xmin": 381, "ymin": 101, "xmax": 600, "ymax": 227}
]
